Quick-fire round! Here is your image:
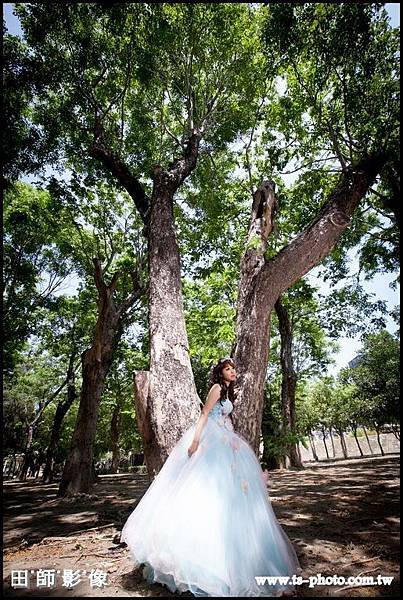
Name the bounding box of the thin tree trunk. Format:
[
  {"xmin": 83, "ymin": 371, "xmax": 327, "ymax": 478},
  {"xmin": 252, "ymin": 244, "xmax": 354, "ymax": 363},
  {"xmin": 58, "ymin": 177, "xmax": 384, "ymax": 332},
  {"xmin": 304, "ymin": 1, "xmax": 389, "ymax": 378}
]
[
  {"xmin": 329, "ymin": 426, "xmax": 336, "ymax": 458},
  {"xmin": 321, "ymin": 427, "xmax": 330, "ymax": 459},
  {"xmin": 352, "ymin": 424, "xmax": 364, "ymax": 457},
  {"xmin": 18, "ymin": 424, "xmax": 35, "ymax": 481},
  {"xmin": 18, "ymin": 375, "xmax": 71, "ymax": 481},
  {"xmin": 362, "ymin": 425, "xmax": 374, "ymax": 454},
  {"xmin": 261, "ymin": 388, "xmax": 282, "ymax": 470},
  {"xmin": 296, "ymin": 442, "xmax": 302, "ymax": 465},
  {"xmin": 375, "ymin": 425, "xmax": 385, "ymax": 456},
  {"xmin": 308, "ymin": 431, "xmax": 319, "ymax": 461},
  {"xmin": 336, "ymin": 428, "xmax": 348, "ymax": 458},
  {"xmin": 110, "ymin": 404, "xmax": 121, "ymax": 474},
  {"xmin": 43, "ymin": 352, "xmax": 77, "ymax": 483},
  {"xmin": 275, "ymin": 297, "xmax": 304, "ymax": 469}
]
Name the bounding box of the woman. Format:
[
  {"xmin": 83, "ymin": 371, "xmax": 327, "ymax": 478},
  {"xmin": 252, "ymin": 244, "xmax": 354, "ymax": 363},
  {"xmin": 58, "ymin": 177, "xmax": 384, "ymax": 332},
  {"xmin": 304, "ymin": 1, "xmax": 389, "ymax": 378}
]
[{"xmin": 120, "ymin": 358, "xmax": 301, "ymax": 597}]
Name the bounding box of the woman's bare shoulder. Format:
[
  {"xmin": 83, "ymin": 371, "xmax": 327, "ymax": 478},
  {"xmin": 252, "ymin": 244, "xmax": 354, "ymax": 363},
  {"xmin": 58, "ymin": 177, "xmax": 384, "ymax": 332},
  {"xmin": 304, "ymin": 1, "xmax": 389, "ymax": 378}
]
[{"xmin": 202, "ymin": 384, "xmax": 221, "ymax": 414}]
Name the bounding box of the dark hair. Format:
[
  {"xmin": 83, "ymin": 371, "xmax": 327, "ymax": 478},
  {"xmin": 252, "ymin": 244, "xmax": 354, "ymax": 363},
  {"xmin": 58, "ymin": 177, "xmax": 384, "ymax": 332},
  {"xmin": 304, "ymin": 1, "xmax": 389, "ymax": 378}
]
[{"xmin": 207, "ymin": 357, "xmax": 238, "ymax": 406}]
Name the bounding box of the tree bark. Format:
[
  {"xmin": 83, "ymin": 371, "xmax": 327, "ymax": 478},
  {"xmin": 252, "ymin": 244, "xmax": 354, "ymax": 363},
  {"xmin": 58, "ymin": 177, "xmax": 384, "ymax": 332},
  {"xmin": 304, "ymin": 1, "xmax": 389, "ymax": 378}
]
[
  {"xmin": 232, "ymin": 181, "xmax": 278, "ymax": 455},
  {"xmin": 143, "ymin": 143, "xmax": 202, "ymax": 477},
  {"xmin": 133, "ymin": 370, "xmax": 157, "ymax": 482},
  {"xmin": 42, "ymin": 351, "xmax": 77, "ymax": 483},
  {"xmin": 275, "ymin": 296, "xmax": 304, "ymax": 469}
]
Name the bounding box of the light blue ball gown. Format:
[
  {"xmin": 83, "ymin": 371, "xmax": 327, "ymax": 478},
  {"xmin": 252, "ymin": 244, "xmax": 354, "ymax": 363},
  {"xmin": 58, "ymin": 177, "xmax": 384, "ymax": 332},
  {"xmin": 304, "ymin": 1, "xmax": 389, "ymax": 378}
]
[{"xmin": 121, "ymin": 396, "xmax": 301, "ymax": 597}]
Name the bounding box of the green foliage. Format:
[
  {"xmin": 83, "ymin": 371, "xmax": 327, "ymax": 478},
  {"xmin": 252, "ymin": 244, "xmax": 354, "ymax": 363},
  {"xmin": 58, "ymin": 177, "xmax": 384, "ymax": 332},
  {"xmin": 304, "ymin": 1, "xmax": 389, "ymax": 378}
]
[
  {"xmin": 261, "ymin": 3, "xmax": 399, "ymax": 283},
  {"xmin": 3, "ymin": 182, "xmax": 76, "ymax": 373},
  {"xmin": 3, "ymin": 349, "xmax": 67, "ymax": 454},
  {"xmin": 297, "ymin": 327, "xmax": 400, "ymax": 440},
  {"xmin": 183, "ymin": 267, "xmax": 237, "ymax": 378},
  {"xmin": 340, "ymin": 329, "xmax": 400, "ymax": 427},
  {"xmin": 8, "ymin": 3, "xmax": 267, "ymax": 181},
  {"xmin": 270, "ymin": 280, "xmax": 339, "ymax": 380}
]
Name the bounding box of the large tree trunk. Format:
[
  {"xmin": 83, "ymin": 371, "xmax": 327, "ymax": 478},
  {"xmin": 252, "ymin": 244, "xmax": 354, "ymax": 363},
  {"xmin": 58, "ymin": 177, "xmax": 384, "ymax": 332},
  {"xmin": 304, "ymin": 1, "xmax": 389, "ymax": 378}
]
[
  {"xmin": 58, "ymin": 259, "xmax": 144, "ymax": 496},
  {"xmin": 132, "ymin": 134, "xmax": 203, "ymax": 478},
  {"xmin": 42, "ymin": 352, "xmax": 77, "ymax": 483},
  {"xmin": 142, "ymin": 165, "xmax": 201, "ymax": 478},
  {"xmin": 275, "ymin": 296, "xmax": 304, "ymax": 469},
  {"xmin": 58, "ymin": 345, "xmax": 116, "ymax": 496},
  {"xmin": 232, "ymin": 181, "xmax": 278, "ymax": 455},
  {"xmin": 232, "ymin": 153, "xmax": 387, "ymax": 454},
  {"xmin": 92, "ymin": 124, "xmax": 203, "ymax": 478}
]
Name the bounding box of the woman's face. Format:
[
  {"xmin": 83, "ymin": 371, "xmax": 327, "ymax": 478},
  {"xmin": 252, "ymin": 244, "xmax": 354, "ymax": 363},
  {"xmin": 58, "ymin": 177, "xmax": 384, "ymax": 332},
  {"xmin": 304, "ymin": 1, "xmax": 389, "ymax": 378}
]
[{"xmin": 221, "ymin": 363, "xmax": 236, "ymax": 383}]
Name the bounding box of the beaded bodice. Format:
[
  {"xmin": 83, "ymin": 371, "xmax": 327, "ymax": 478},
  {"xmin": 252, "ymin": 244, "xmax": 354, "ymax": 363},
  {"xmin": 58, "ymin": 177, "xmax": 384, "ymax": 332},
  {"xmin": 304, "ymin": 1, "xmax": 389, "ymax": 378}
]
[{"xmin": 208, "ymin": 397, "xmax": 234, "ymax": 430}]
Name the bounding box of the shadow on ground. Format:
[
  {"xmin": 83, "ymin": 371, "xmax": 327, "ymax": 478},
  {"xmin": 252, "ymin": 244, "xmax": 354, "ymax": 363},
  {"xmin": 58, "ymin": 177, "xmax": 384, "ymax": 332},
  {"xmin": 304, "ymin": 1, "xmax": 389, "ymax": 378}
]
[{"xmin": 3, "ymin": 454, "xmax": 400, "ymax": 597}]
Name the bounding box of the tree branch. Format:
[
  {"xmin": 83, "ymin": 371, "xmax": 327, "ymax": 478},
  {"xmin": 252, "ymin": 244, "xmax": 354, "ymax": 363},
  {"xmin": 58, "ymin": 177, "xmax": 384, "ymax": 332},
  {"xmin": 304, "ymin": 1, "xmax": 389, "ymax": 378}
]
[
  {"xmin": 166, "ymin": 130, "xmax": 202, "ymax": 189},
  {"xmin": 93, "ymin": 257, "xmax": 107, "ymax": 299},
  {"xmin": 90, "ymin": 117, "xmax": 150, "ymax": 229},
  {"xmin": 262, "ymin": 152, "xmax": 389, "ymax": 301}
]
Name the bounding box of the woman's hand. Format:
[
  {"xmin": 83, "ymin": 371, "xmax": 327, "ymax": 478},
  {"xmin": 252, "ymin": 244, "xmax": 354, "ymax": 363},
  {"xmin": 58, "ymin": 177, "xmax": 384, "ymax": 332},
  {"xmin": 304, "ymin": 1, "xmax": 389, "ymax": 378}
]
[{"xmin": 187, "ymin": 439, "xmax": 199, "ymax": 458}]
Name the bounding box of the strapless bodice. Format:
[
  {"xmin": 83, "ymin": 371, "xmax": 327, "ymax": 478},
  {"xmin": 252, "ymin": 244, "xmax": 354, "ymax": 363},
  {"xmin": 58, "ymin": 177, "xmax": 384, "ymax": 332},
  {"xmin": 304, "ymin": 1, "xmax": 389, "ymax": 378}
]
[{"xmin": 208, "ymin": 397, "xmax": 234, "ymax": 430}]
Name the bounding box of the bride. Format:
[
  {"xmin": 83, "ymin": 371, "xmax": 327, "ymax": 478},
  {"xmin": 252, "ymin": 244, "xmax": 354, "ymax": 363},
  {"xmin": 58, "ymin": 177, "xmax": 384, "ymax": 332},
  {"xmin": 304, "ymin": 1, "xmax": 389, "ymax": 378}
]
[{"xmin": 121, "ymin": 357, "xmax": 301, "ymax": 597}]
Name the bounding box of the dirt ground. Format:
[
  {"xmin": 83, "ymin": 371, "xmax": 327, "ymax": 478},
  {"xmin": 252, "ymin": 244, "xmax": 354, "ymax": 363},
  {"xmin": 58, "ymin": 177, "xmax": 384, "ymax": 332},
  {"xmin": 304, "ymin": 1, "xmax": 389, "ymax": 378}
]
[{"xmin": 3, "ymin": 454, "xmax": 400, "ymax": 597}]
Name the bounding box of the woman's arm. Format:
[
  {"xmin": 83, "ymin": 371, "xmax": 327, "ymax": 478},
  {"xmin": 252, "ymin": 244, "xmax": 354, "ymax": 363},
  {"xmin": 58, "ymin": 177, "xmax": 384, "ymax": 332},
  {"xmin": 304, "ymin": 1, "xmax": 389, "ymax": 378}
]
[{"xmin": 188, "ymin": 384, "xmax": 221, "ymax": 457}]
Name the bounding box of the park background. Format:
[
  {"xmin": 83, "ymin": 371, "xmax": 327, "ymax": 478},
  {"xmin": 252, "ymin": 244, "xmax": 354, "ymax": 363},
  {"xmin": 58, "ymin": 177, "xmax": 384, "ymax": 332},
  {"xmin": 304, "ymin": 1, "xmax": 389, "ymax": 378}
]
[{"xmin": 3, "ymin": 3, "xmax": 400, "ymax": 597}]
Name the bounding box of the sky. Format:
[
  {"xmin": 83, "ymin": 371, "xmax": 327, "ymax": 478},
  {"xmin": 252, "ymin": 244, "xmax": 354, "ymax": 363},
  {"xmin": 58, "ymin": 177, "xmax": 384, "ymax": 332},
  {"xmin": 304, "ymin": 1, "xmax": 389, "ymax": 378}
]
[{"xmin": 4, "ymin": 3, "xmax": 400, "ymax": 376}]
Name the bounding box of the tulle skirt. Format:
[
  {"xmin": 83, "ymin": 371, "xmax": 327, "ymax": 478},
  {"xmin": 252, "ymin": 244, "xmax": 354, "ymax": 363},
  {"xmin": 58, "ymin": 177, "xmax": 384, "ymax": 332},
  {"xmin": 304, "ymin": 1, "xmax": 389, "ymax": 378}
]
[{"xmin": 121, "ymin": 415, "xmax": 301, "ymax": 596}]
